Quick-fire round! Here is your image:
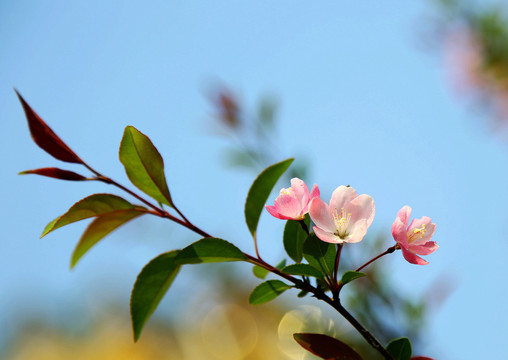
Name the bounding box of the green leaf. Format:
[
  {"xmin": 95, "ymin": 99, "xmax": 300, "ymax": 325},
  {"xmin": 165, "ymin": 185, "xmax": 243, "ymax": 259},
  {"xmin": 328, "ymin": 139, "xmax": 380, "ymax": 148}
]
[
  {"xmin": 252, "ymin": 265, "xmax": 269, "ymax": 279},
  {"xmin": 119, "ymin": 126, "xmax": 173, "ymax": 207},
  {"xmin": 293, "ymin": 333, "xmax": 363, "ymax": 360},
  {"xmin": 302, "ymin": 234, "xmax": 336, "ymax": 278},
  {"xmin": 249, "ymin": 280, "xmax": 292, "ymax": 305},
  {"xmin": 340, "ymin": 271, "xmax": 366, "ymax": 286},
  {"xmin": 130, "ymin": 251, "xmax": 181, "ymax": 342},
  {"xmin": 175, "ymin": 238, "xmax": 248, "ymax": 264},
  {"xmin": 253, "ymin": 259, "xmax": 285, "ymax": 279},
  {"xmin": 282, "ymin": 264, "xmax": 324, "ymax": 280},
  {"xmin": 41, "ymin": 194, "xmax": 139, "ymax": 237},
  {"xmin": 70, "ymin": 209, "xmax": 145, "ymax": 268},
  {"xmin": 244, "ymin": 158, "xmax": 293, "ymax": 237},
  {"xmin": 387, "ymin": 337, "xmax": 412, "ymax": 360},
  {"xmin": 283, "ymin": 219, "xmax": 308, "ymax": 263}
]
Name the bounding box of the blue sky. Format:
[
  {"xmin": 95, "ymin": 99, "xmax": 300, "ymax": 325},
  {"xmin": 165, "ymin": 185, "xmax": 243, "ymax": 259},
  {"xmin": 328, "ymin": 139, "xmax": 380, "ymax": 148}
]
[{"xmin": 1, "ymin": 1, "xmax": 507, "ymax": 359}]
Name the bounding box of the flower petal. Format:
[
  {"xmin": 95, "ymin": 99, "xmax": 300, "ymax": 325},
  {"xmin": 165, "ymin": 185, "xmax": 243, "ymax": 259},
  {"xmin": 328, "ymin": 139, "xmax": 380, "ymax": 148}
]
[
  {"xmin": 401, "ymin": 247, "xmax": 429, "ymax": 265},
  {"xmin": 309, "ymin": 197, "xmax": 336, "ymax": 233},
  {"xmin": 302, "ymin": 184, "xmax": 320, "ymax": 213},
  {"xmin": 313, "ymin": 226, "xmax": 342, "ymax": 244},
  {"xmin": 396, "ymin": 206, "xmax": 412, "ymax": 227},
  {"xmin": 409, "ymin": 241, "xmax": 439, "ymax": 255},
  {"xmin": 274, "ymin": 194, "xmax": 304, "ymax": 220},
  {"xmin": 346, "ymin": 194, "xmax": 375, "ymax": 227},
  {"xmin": 391, "ymin": 217, "xmax": 409, "ymax": 248},
  {"xmin": 344, "ymin": 219, "xmax": 368, "ymax": 243},
  {"xmin": 290, "ymin": 178, "xmax": 309, "ymax": 209},
  {"xmin": 329, "ymin": 186, "xmax": 358, "ymax": 212},
  {"xmin": 265, "ymin": 205, "xmax": 285, "ymax": 220}
]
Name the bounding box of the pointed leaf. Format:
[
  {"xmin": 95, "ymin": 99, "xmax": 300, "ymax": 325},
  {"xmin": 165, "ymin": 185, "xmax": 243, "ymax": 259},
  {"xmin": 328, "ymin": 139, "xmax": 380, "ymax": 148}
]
[
  {"xmin": 42, "ymin": 194, "xmax": 139, "ymax": 237},
  {"xmin": 302, "ymin": 234, "xmax": 336, "ymax": 278},
  {"xmin": 119, "ymin": 126, "xmax": 173, "ymax": 207},
  {"xmin": 340, "ymin": 271, "xmax": 366, "ymax": 286},
  {"xmin": 244, "ymin": 158, "xmax": 293, "ymax": 237},
  {"xmin": 282, "ymin": 264, "xmax": 324, "ymax": 280},
  {"xmin": 19, "ymin": 167, "xmax": 87, "ymax": 181},
  {"xmin": 175, "ymin": 238, "xmax": 248, "ymax": 264},
  {"xmin": 293, "ymin": 333, "xmax": 363, "ymax": 360},
  {"xmin": 387, "ymin": 337, "xmax": 412, "ymax": 360},
  {"xmin": 283, "ymin": 219, "xmax": 308, "ymax": 263},
  {"xmin": 131, "ymin": 251, "xmax": 181, "ymax": 341},
  {"xmin": 71, "ymin": 209, "xmax": 145, "ymax": 268},
  {"xmin": 253, "ymin": 258, "xmax": 285, "ymax": 279},
  {"xmin": 16, "ymin": 90, "xmax": 83, "ymax": 164},
  {"xmin": 249, "ymin": 280, "xmax": 292, "ymax": 305},
  {"xmin": 252, "ymin": 265, "xmax": 269, "ymax": 279}
]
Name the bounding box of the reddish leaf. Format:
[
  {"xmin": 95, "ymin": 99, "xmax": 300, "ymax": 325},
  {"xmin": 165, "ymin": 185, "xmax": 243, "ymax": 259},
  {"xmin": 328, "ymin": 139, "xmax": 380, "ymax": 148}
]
[
  {"xmin": 19, "ymin": 167, "xmax": 87, "ymax": 181},
  {"xmin": 15, "ymin": 90, "xmax": 83, "ymax": 164},
  {"xmin": 293, "ymin": 333, "xmax": 363, "ymax": 360},
  {"xmin": 411, "ymin": 357, "xmax": 434, "ymax": 360}
]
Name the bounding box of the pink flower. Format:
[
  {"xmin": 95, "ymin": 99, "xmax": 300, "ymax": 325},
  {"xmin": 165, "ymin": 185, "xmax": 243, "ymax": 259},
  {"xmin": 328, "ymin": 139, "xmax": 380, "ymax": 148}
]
[
  {"xmin": 392, "ymin": 206, "xmax": 438, "ymax": 265},
  {"xmin": 265, "ymin": 178, "xmax": 320, "ymax": 221},
  {"xmin": 308, "ymin": 186, "xmax": 375, "ymax": 244}
]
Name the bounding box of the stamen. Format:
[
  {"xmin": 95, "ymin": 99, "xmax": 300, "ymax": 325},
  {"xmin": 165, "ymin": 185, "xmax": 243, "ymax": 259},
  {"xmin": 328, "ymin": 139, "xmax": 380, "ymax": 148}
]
[
  {"xmin": 333, "ymin": 207, "xmax": 352, "ymax": 239},
  {"xmin": 280, "ymin": 187, "xmax": 293, "ymax": 196},
  {"xmin": 408, "ymin": 223, "xmax": 426, "ymax": 243}
]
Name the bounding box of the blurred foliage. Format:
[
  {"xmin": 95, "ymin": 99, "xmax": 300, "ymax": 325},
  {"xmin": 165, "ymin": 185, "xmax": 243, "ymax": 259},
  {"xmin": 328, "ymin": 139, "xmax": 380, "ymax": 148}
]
[
  {"xmin": 432, "ymin": 0, "xmax": 508, "ymax": 127},
  {"xmin": 207, "ymin": 85, "xmax": 449, "ymax": 358},
  {"xmin": 208, "ymin": 86, "xmax": 308, "ymax": 180}
]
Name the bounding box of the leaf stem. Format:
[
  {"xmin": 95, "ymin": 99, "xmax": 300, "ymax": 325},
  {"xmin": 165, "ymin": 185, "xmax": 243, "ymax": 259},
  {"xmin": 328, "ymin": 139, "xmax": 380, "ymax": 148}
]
[
  {"xmin": 245, "ymin": 254, "xmax": 394, "ymax": 360},
  {"xmin": 355, "ymin": 245, "xmax": 397, "ymax": 273},
  {"xmin": 333, "ymin": 243, "xmax": 343, "ymax": 288}
]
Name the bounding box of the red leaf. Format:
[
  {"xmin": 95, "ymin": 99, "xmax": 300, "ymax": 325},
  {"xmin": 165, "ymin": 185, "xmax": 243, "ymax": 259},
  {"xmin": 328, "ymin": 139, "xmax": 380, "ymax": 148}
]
[
  {"xmin": 293, "ymin": 333, "xmax": 363, "ymax": 360},
  {"xmin": 411, "ymin": 357, "xmax": 434, "ymax": 360},
  {"xmin": 16, "ymin": 90, "xmax": 84, "ymax": 164},
  {"xmin": 19, "ymin": 167, "xmax": 87, "ymax": 181}
]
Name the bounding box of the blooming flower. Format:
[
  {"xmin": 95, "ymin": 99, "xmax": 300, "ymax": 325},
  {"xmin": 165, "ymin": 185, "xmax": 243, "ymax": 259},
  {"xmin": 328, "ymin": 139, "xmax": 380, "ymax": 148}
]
[
  {"xmin": 391, "ymin": 206, "xmax": 438, "ymax": 265},
  {"xmin": 265, "ymin": 178, "xmax": 320, "ymax": 221},
  {"xmin": 308, "ymin": 185, "xmax": 375, "ymax": 244}
]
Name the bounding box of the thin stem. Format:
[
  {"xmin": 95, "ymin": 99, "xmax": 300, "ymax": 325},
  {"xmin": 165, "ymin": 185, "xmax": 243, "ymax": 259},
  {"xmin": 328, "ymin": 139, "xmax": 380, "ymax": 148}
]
[
  {"xmin": 333, "ymin": 243, "xmax": 343, "ymax": 286},
  {"xmin": 245, "ymin": 254, "xmax": 394, "ymax": 360},
  {"xmin": 355, "ymin": 245, "xmax": 397, "ymax": 273},
  {"xmin": 253, "ymin": 234, "xmax": 263, "ymax": 261},
  {"xmin": 298, "ymin": 219, "xmax": 309, "ymax": 234}
]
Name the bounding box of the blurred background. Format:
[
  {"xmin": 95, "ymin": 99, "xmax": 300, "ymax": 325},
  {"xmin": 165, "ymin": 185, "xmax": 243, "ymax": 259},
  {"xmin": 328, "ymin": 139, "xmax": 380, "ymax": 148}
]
[{"xmin": 1, "ymin": 0, "xmax": 508, "ymax": 359}]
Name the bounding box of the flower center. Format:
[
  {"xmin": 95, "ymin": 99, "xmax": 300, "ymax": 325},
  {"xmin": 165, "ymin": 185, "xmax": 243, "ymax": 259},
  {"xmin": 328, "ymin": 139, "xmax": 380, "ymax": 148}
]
[
  {"xmin": 280, "ymin": 187, "xmax": 294, "ymax": 196},
  {"xmin": 333, "ymin": 207, "xmax": 351, "ymax": 238},
  {"xmin": 407, "ymin": 224, "xmax": 426, "ymax": 243}
]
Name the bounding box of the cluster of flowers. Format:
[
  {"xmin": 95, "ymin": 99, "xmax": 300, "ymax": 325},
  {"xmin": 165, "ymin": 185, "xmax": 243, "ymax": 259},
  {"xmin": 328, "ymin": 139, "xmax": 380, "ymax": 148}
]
[{"xmin": 266, "ymin": 178, "xmax": 438, "ymax": 265}]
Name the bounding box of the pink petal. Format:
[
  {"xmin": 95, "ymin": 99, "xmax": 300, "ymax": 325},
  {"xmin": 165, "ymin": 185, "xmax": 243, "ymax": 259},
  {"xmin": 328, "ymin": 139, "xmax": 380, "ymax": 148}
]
[
  {"xmin": 396, "ymin": 206, "xmax": 412, "ymax": 227},
  {"xmin": 265, "ymin": 205, "xmax": 285, "ymax": 219},
  {"xmin": 313, "ymin": 226, "xmax": 342, "ymax": 244},
  {"xmin": 309, "ymin": 197, "xmax": 336, "ymax": 233},
  {"xmin": 290, "ymin": 178, "xmax": 308, "ymax": 208},
  {"xmin": 329, "ymin": 186, "xmax": 358, "ymax": 212},
  {"xmin": 274, "ymin": 194, "xmax": 304, "ymax": 220},
  {"xmin": 302, "ymin": 184, "xmax": 320, "ymax": 213},
  {"xmin": 344, "ymin": 219, "xmax": 368, "ymax": 243},
  {"xmin": 391, "ymin": 218, "xmax": 409, "ymax": 248},
  {"xmin": 411, "ymin": 221, "xmax": 436, "ymax": 245},
  {"xmin": 309, "ymin": 184, "xmax": 320, "ymax": 200},
  {"xmin": 409, "ymin": 241, "xmax": 439, "ymax": 255},
  {"xmin": 346, "ymin": 194, "xmax": 375, "ymax": 227},
  {"xmin": 401, "ymin": 247, "xmax": 429, "ymax": 265}
]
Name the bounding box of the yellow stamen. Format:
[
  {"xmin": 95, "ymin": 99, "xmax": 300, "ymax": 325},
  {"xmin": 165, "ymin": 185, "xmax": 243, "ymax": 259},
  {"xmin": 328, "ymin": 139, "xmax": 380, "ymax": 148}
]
[
  {"xmin": 333, "ymin": 207, "xmax": 352, "ymax": 239},
  {"xmin": 280, "ymin": 187, "xmax": 293, "ymax": 196},
  {"xmin": 408, "ymin": 223, "xmax": 426, "ymax": 243}
]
